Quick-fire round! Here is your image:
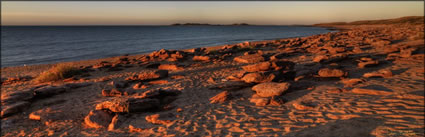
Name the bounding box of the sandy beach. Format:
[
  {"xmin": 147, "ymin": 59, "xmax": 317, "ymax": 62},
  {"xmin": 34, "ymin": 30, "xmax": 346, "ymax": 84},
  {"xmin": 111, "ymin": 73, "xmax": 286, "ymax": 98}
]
[{"xmin": 1, "ymin": 16, "xmax": 424, "ymax": 137}]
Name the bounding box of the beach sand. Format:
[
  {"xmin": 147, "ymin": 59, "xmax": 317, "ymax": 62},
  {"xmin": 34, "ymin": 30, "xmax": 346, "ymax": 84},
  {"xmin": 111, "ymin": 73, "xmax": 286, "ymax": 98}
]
[{"xmin": 1, "ymin": 17, "xmax": 424, "ymax": 137}]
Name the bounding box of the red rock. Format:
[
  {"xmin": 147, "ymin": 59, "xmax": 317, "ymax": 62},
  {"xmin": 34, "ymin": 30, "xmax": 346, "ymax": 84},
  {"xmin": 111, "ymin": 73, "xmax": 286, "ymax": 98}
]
[
  {"xmin": 268, "ymin": 96, "xmax": 285, "ymax": 106},
  {"xmin": 363, "ymin": 70, "xmax": 393, "ymax": 78},
  {"xmin": 241, "ymin": 73, "xmax": 268, "ymax": 83},
  {"xmin": 270, "ymin": 61, "xmax": 295, "ymax": 70},
  {"xmin": 233, "ymin": 54, "xmax": 265, "ymax": 63},
  {"xmin": 84, "ymin": 110, "xmax": 113, "ymax": 129},
  {"xmin": 158, "ymin": 64, "xmax": 183, "ymax": 71},
  {"xmin": 102, "ymin": 89, "xmax": 128, "ymax": 97},
  {"xmin": 126, "ymin": 70, "xmax": 168, "ymax": 82},
  {"xmin": 358, "ymin": 60, "xmax": 379, "ymax": 68},
  {"xmin": 95, "ymin": 98, "xmax": 160, "ymax": 113},
  {"xmin": 108, "ymin": 114, "xmax": 126, "ymax": 131},
  {"xmin": 129, "ymin": 125, "xmax": 144, "ymax": 132},
  {"xmin": 241, "ymin": 62, "xmax": 271, "ymax": 72},
  {"xmin": 145, "ymin": 114, "xmax": 172, "ymax": 125},
  {"xmin": 209, "ymin": 91, "xmax": 232, "ymax": 104},
  {"xmin": 29, "ymin": 107, "xmax": 63, "ymax": 121},
  {"xmin": 148, "ymin": 80, "xmax": 169, "ymax": 85},
  {"xmin": 313, "ymin": 55, "xmax": 329, "ymax": 63},
  {"xmin": 193, "ymin": 56, "xmax": 211, "ymax": 62},
  {"xmin": 249, "ymin": 94, "xmax": 270, "ymax": 106},
  {"xmin": 340, "ymin": 78, "xmax": 365, "ymax": 87},
  {"xmin": 318, "ymin": 68, "xmax": 347, "ymax": 78},
  {"xmin": 252, "ymin": 82, "xmax": 290, "ymax": 97}
]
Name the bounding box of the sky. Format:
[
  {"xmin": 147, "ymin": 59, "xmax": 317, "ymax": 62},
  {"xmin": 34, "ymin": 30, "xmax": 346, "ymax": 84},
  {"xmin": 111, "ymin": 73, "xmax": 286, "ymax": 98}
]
[{"xmin": 1, "ymin": 1, "xmax": 424, "ymax": 26}]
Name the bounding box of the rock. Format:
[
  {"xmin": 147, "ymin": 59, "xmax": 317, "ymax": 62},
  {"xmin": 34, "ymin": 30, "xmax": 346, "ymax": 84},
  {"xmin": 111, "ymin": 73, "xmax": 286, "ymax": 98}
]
[
  {"xmin": 158, "ymin": 64, "xmax": 183, "ymax": 71},
  {"xmin": 34, "ymin": 86, "xmax": 66, "ymax": 98},
  {"xmin": 193, "ymin": 56, "xmax": 211, "ymax": 62},
  {"xmin": 318, "ymin": 68, "xmax": 347, "ymax": 78},
  {"xmin": 358, "ymin": 60, "xmax": 379, "ymax": 68},
  {"xmin": 129, "ymin": 125, "xmax": 144, "ymax": 133},
  {"xmin": 29, "ymin": 107, "xmax": 63, "ymax": 121},
  {"xmin": 132, "ymin": 82, "xmax": 148, "ymax": 89},
  {"xmin": 252, "ymin": 82, "xmax": 290, "ymax": 97},
  {"xmin": 249, "ymin": 94, "xmax": 270, "ymax": 106},
  {"xmin": 313, "ymin": 55, "xmax": 329, "ymax": 63},
  {"xmin": 84, "ymin": 110, "xmax": 113, "ymax": 129},
  {"xmin": 1, "ymin": 101, "xmax": 30, "ymax": 118},
  {"xmin": 148, "ymin": 80, "xmax": 169, "ymax": 85},
  {"xmin": 241, "ymin": 73, "xmax": 268, "ymax": 83},
  {"xmin": 95, "ymin": 98, "xmax": 160, "ymax": 113},
  {"xmin": 233, "ymin": 54, "xmax": 265, "ymax": 63},
  {"xmin": 209, "ymin": 91, "xmax": 232, "ymax": 104},
  {"xmin": 109, "ymin": 81, "xmax": 129, "ymax": 89},
  {"xmin": 126, "ymin": 70, "xmax": 168, "ymax": 82},
  {"xmin": 270, "ymin": 53, "xmax": 287, "ymax": 61},
  {"xmin": 64, "ymin": 82, "xmax": 92, "ymax": 89},
  {"xmin": 351, "ymin": 88, "xmax": 392, "ymax": 96},
  {"xmin": 363, "ymin": 70, "xmax": 393, "ymax": 78},
  {"xmin": 241, "ymin": 62, "xmax": 271, "ymax": 72},
  {"xmin": 102, "ymin": 89, "xmax": 128, "ymax": 97},
  {"xmin": 400, "ymin": 48, "xmax": 415, "ymax": 58},
  {"xmin": 340, "ymin": 78, "xmax": 365, "ymax": 87},
  {"xmin": 268, "ymin": 96, "xmax": 285, "ymax": 106},
  {"xmin": 145, "ymin": 114, "xmax": 172, "ymax": 125},
  {"xmin": 108, "ymin": 114, "xmax": 126, "ymax": 131},
  {"xmin": 271, "ymin": 61, "xmax": 295, "ymax": 70},
  {"xmin": 1, "ymin": 89, "xmax": 34, "ymax": 105}
]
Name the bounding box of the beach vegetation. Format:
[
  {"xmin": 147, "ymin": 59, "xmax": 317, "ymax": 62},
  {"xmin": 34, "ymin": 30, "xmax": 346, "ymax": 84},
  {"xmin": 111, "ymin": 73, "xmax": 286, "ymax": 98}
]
[{"xmin": 33, "ymin": 64, "xmax": 81, "ymax": 83}]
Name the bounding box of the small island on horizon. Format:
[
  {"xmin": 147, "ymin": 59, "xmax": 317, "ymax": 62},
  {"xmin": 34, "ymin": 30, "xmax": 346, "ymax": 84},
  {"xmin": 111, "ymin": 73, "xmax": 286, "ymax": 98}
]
[{"xmin": 170, "ymin": 23, "xmax": 251, "ymax": 26}]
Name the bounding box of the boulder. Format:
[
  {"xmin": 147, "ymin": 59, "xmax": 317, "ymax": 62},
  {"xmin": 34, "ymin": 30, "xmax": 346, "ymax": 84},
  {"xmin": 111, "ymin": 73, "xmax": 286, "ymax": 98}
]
[
  {"xmin": 233, "ymin": 54, "xmax": 265, "ymax": 63},
  {"xmin": 318, "ymin": 68, "xmax": 347, "ymax": 78},
  {"xmin": 241, "ymin": 62, "xmax": 271, "ymax": 72},
  {"xmin": 84, "ymin": 110, "xmax": 114, "ymax": 129},
  {"xmin": 209, "ymin": 91, "xmax": 232, "ymax": 104},
  {"xmin": 252, "ymin": 82, "xmax": 290, "ymax": 97}
]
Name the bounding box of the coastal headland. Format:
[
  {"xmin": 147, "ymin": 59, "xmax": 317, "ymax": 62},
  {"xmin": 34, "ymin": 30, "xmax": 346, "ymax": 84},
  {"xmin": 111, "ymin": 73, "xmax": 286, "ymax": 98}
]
[{"xmin": 1, "ymin": 16, "xmax": 424, "ymax": 136}]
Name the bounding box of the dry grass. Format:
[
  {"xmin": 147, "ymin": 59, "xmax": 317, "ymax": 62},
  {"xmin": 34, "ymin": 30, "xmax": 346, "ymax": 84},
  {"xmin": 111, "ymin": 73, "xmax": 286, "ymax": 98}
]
[{"xmin": 33, "ymin": 64, "xmax": 81, "ymax": 83}]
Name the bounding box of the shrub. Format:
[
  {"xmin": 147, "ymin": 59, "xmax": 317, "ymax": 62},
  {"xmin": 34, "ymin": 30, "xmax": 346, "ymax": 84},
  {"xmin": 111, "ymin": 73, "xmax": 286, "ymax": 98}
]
[{"xmin": 34, "ymin": 64, "xmax": 81, "ymax": 83}]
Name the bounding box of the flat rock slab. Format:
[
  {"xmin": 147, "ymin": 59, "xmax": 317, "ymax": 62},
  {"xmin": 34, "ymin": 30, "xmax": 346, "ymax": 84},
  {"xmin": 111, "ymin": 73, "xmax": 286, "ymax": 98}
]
[
  {"xmin": 1, "ymin": 101, "xmax": 30, "ymax": 118},
  {"xmin": 96, "ymin": 98, "xmax": 160, "ymax": 113},
  {"xmin": 241, "ymin": 62, "xmax": 271, "ymax": 72},
  {"xmin": 34, "ymin": 86, "xmax": 67, "ymax": 98},
  {"xmin": 234, "ymin": 54, "xmax": 265, "ymax": 63},
  {"xmin": 318, "ymin": 68, "xmax": 347, "ymax": 78},
  {"xmin": 252, "ymin": 82, "xmax": 290, "ymax": 97}
]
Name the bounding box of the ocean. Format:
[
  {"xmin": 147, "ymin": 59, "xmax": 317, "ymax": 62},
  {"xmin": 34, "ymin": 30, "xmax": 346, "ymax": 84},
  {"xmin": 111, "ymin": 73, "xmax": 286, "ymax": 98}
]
[{"xmin": 1, "ymin": 26, "xmax": 333, "ymax": 67}]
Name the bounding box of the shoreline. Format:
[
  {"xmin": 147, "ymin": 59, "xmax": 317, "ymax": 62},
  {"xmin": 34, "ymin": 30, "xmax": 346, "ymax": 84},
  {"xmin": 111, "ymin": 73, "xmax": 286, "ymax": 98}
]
[{"xmin": 1, "ymin": 25, "xmax": 338, "ymax": 77}]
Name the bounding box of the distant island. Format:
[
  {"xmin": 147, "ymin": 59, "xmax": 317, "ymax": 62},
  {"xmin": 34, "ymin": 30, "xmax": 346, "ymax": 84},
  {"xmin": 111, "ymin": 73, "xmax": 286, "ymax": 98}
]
[{"xmin": 171, "ymin": 23, "xmax": 250, "ymax": 26}]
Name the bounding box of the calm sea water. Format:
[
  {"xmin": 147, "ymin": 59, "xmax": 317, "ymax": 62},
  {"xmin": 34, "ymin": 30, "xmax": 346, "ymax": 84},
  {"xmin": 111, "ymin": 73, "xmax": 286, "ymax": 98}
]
[{"xmin": 1, "ymin": 26, "xmax": 332, "ymax": 67}]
